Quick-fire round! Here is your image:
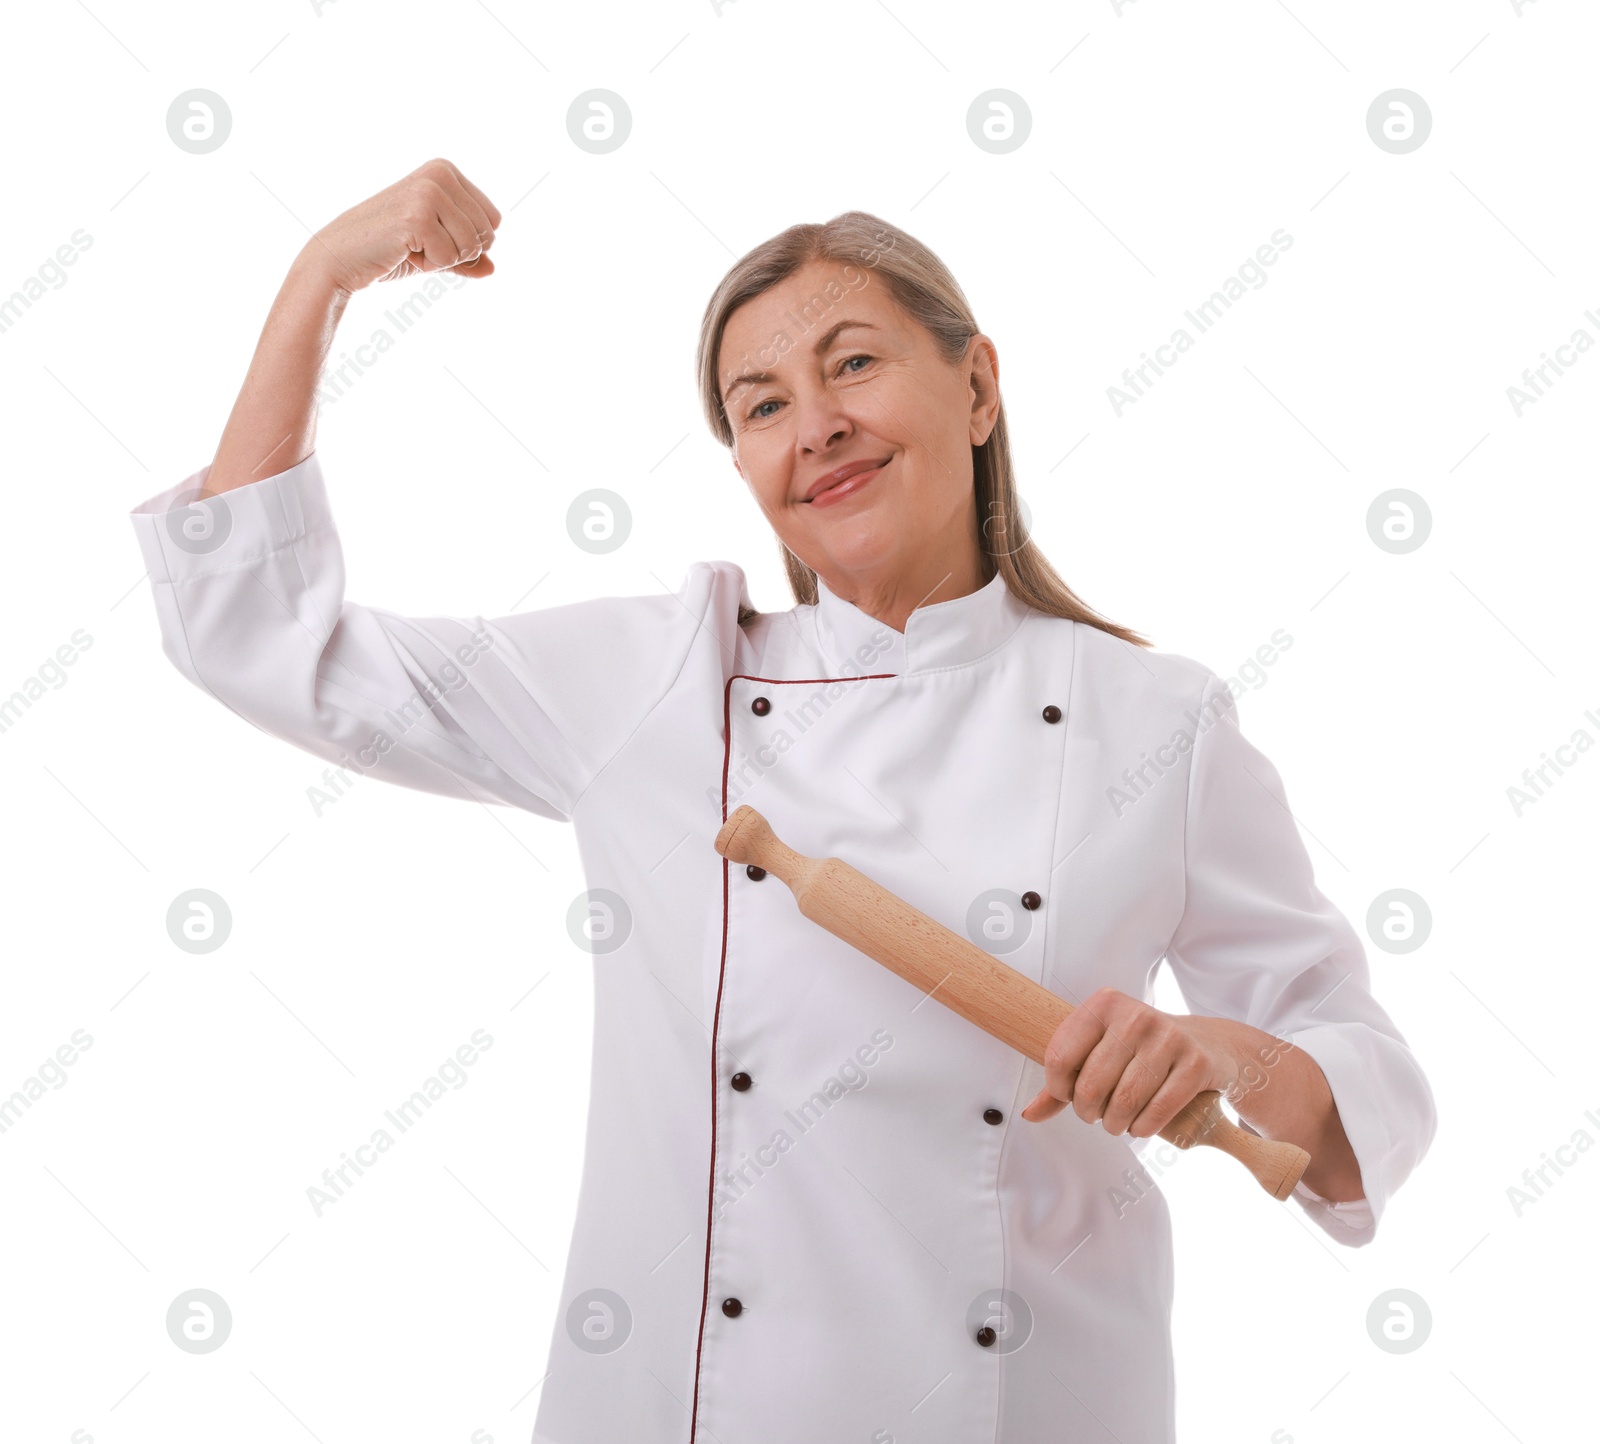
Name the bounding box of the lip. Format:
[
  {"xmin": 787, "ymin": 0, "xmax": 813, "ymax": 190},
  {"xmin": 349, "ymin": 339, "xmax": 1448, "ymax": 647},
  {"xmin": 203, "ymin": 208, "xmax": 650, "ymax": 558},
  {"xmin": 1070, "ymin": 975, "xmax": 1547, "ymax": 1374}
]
[{"xmin": 803, "ymin": 456, "xmax": 891, "ymax": 505}]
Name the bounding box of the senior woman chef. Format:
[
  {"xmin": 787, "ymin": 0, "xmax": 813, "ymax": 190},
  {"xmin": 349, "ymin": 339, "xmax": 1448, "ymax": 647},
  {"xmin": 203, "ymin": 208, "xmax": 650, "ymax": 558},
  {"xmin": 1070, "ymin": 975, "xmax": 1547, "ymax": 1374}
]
[{"xmin": 128, "ymin": 159, "xmax": 1436, "ymax": 1443}]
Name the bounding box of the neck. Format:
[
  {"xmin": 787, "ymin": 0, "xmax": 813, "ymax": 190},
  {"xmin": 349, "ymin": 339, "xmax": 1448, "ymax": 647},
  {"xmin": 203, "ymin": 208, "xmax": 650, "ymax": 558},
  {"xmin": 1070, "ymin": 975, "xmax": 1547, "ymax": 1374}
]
[{"xmin": 819, "ymin": 548, "xmax": 994, "ymax": 635}]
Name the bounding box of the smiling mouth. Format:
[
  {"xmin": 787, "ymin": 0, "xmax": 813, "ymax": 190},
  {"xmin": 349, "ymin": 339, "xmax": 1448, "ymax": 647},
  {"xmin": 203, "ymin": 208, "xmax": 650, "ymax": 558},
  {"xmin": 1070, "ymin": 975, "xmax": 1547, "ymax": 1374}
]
[{"xmin": 805, "ymin": 457, "xmax": 891, "ymax": 503}]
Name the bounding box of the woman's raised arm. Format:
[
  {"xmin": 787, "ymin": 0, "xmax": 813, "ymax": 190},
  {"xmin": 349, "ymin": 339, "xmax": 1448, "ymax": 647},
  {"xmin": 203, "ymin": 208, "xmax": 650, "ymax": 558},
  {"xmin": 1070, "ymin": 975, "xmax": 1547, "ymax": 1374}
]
[
  {"xmin": 201, "ymin": 157, "xmax": 501, "ymax": 499},
  {"xmin": 131, "ymin": 159, "xmax": 721, "ymax": 824}
]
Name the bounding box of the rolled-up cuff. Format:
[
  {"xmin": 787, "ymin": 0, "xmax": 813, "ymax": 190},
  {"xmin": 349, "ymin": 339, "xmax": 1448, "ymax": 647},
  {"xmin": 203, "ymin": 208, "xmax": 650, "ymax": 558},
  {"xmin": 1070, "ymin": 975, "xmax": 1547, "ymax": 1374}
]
[
  {"xmin": 1291, "ymin": 1177, "xmax": 1376, "ymax": 1245},
  {"xmin": 1276, "ymin": 1017, "xmax": 1432, "ymax": 1247},
  {"xmin": 128, "ymin": 452, "xmax": 329, "ymax": 587},
  {"xmin": 1235, "ymin": 1111, "xmax": 1378, "ymax": 1246}
]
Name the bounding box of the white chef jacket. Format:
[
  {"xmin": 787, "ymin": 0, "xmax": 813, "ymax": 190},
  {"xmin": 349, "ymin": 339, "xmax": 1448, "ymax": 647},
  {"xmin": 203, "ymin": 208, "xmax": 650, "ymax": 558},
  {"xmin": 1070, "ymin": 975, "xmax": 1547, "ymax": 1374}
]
[{"xmin": 129, "ymin": 452, "xmax": 1436, "ymax": 1443}]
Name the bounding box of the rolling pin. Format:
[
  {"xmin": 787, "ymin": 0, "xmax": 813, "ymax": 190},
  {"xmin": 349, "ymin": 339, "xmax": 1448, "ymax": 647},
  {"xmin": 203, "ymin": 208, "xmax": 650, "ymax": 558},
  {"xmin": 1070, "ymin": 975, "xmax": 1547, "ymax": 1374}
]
[{"xmin": 714, "ymin": 804, "xmax": 1310, "ymax": 1200}]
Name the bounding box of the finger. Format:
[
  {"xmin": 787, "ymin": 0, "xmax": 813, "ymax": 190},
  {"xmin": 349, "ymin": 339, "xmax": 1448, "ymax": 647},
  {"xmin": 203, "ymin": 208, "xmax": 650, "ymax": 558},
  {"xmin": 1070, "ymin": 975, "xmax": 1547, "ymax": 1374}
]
[
  {"xmin": 431, "ymin": 190, "xmax": 485, "ymax": 269},
  {"xmin": 399, "ymin": 177, "xmax": 483, "ymax": 273},
  {"xmin": 1073, "ymin": 995, "xmax": 1180, "ymax": 1128},
  {"xmin": 1127, "ymin": 1058, "xmax": 1210, "ymax": 1139},
  {"xmin": 1070, "ymin": 1029, "xmax": 1141, "ymax": 1125},
  {"xmin": 441, "ymin": 160, "xmax": 502, "ymax": 232},
  {"xmin": 1100, "ymin": 1054, "xmax": 1171, "ymax": 1137},
  {"xmin": 1020, "ymin": 1086, "xmax": 1069, "ymax": 1123},
  {"xmin": 434, "ymin": 166, "xmax": 496, "ymax": 250},
  {"xmin": 402, "ymin": 202, "xmax": 471, "ymax": 275},
  {"xmin": 1040, "ymin": 1014, "xmax": 1103, "ymax": 1107},
  {"xmin": 1078, "ymin": 987, "xmax": 1153, "ymax": 1077}
]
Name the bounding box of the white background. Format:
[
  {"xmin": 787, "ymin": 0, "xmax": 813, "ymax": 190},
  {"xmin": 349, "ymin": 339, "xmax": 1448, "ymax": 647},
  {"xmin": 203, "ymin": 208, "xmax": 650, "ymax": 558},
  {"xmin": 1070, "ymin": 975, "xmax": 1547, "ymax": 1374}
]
[{"xmin": 1, "ymin": 1, "xmax": 1594, "ymax": 1441}]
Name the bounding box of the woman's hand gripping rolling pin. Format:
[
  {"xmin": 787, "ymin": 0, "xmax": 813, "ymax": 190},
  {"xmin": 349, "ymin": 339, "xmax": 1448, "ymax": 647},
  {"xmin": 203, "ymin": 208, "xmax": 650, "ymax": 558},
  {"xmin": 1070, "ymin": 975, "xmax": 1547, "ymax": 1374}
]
[{"xmin": 1021, "ymin": 986, "xmax": 1366, "ymax": 1203}]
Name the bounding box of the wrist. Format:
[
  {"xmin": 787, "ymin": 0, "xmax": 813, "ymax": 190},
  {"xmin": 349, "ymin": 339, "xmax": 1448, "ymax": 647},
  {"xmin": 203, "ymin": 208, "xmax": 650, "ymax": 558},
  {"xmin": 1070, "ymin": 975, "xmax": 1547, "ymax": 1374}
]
[{"xmin": 290, "ymin": 238, "xmax": 357, "ymax": 305}]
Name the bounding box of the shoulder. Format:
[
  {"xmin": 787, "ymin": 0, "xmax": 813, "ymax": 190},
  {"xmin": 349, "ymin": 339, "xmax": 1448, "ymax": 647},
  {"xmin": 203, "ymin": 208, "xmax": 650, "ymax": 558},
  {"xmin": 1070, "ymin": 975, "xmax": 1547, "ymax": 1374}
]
[
  {"xmin": 683, "ymin": 558, "xmax": 759, "ymax": 626},
  {"xmin": 1068, "ymin": 619, "xmax": 1229, "ymax": 721},
  {"xmin": 555, "ymin": 559, "xmax": 756, "ymax": 625},
  {"xmin": 686, "ymin": 558, "xmax": 804, "ymax": 643},
  {"xmin": 488, "ymin": 561, "xmax": 785, "ymax": 672},
  {"xmin": 684, "ymin": 558, "xmax": 755, "ymax": 609},
  {"xmin": 483, "ymin": 561, "xmax": 754, "ymax": 674}
]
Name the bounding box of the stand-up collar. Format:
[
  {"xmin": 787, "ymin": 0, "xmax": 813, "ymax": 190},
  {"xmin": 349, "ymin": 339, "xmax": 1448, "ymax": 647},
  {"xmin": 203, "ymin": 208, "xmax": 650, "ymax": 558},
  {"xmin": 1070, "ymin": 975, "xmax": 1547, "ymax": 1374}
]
[{"xmin": 810, "ymin": 567, "xmax": 1036, "ymax": 676}]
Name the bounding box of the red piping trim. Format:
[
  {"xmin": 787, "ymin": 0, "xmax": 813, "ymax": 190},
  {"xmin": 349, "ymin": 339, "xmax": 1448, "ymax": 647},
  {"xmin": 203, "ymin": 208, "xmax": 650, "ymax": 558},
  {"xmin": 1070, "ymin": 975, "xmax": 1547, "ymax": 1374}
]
[{"xmin": 688, "ymin": 670, "xmax": 896, "ymax": 1441}]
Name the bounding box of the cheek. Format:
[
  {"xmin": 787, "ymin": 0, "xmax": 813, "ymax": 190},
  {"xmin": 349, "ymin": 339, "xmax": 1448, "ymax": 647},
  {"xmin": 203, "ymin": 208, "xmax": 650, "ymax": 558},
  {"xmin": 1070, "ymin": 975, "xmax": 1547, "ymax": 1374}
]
[
  {"xmin": 852, "ymin": 374, "xmax": 946, "ymax": 449},
  {"xmin": 737, "ymin": 444, "xmax": 789, "ymax": 508},
  {"xmin": 917, "ymin": 391, "xmax": 973, "ymax": 465}
]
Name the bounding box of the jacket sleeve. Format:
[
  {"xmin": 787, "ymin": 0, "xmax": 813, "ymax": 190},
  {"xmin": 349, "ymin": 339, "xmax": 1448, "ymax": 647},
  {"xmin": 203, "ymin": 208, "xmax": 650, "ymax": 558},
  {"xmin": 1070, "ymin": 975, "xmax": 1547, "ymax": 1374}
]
[
  {"xmin": 1159, "ymin": 670, "xmax": 1438, "ymax": 1247},
  {"xmin": 127, "ymin": 450, "xmax": 713, "ymax": 823}
]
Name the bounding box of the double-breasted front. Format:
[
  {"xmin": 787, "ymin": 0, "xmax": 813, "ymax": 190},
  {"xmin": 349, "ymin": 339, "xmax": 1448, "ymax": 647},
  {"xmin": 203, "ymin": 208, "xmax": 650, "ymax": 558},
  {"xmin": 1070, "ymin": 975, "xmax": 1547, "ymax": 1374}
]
[{"xmin": 129, "ymin": 451, "xmax": 1436, "ymax": 1443}]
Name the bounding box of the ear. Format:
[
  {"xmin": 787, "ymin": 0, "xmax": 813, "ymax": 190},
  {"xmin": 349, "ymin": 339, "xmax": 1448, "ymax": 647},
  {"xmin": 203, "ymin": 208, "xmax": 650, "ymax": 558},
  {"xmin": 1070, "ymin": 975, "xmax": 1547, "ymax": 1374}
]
[{"xmin": 966, "ymin": 335, "xmax": 1001, "ymax": 447}]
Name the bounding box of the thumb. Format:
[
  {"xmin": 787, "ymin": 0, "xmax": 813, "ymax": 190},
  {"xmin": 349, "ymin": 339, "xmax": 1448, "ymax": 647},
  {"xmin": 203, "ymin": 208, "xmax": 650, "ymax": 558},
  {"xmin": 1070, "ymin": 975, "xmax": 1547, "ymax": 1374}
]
[{"xmin": 1020, "ymin": 1087, "xmax": 1068, "ymax": 1123}]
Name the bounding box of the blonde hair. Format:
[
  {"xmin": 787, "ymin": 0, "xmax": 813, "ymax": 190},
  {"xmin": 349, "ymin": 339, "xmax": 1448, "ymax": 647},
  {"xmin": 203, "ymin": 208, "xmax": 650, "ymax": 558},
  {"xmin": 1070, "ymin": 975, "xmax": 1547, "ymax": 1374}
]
[{"xmin": 694, "ymin": 209, "xmax": 1151, "ymax": 649}]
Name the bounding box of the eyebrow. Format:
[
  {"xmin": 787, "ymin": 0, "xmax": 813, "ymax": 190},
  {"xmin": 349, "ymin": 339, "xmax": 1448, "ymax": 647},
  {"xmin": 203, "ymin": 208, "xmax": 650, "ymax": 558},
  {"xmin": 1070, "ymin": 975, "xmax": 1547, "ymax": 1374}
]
[{"xmin": 721, "ymin": 319, "xmax": 882, "ymax": 405}]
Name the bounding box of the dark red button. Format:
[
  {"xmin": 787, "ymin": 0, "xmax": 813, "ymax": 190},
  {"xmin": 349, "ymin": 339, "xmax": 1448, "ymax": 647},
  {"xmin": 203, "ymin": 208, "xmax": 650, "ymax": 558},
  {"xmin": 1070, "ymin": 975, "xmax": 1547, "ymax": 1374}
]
[
  {"xmin": 751, "ymin": 697, "xmax": 771, "ymax": 716},
  {"xmin": 731, "ymin": 1072, "xmax": 752, "ymax": 1091},
  {"xmin": 1042, "ymin": 704, "xmax": 1061, "ymax": 723},
  {"xmin": 1021, "ymin": 891, "xmax": 1041, "ymax": 910},
  {"xmin": 722, "ymin": 1297, "xmax": 743, "ymax": 1317},
  {"xmin": 746, "ymin": 864, "xmax": 767, "ymax": 881},
  {"xmin": 983, "ymin": 1108, "xmax": 1003, "ymax": 1125}
]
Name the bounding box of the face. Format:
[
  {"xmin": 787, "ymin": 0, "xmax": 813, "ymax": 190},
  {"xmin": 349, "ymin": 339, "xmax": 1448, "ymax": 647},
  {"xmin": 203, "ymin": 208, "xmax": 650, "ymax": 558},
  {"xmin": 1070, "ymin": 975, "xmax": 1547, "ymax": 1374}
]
[{"xmin": 718, "ymin": 258, "xmax": 1000, "ymax": 604}]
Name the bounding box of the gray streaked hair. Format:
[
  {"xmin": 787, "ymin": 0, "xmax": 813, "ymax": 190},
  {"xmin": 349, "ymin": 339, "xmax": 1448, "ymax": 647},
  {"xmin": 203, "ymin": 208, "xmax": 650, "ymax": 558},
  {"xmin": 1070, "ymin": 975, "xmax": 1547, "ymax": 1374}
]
[{"xmin": 695, "ymin": 209, "xmax": 1151, "ymax": 648}]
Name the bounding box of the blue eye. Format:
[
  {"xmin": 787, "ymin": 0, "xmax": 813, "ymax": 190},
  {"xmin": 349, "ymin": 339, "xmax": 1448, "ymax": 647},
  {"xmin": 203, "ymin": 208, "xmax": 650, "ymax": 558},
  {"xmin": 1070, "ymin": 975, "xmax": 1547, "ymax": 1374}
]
[{"xmin": 745, "ymin": 356, "xmax": 872, "ymax": 420}]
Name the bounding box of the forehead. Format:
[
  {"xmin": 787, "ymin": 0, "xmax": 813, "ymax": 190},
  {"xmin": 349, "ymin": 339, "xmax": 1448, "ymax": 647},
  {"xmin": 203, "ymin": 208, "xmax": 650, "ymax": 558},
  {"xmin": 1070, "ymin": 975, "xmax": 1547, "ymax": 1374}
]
[{"xmin": 719, "ymin": 259, "xmax": 904, "ymax": 387}]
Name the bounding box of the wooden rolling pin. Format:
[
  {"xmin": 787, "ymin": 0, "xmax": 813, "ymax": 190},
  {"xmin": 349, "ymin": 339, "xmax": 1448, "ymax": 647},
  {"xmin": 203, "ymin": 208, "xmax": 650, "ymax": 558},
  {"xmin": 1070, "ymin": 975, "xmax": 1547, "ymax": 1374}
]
[{"xmin": 714, "ymin": 804, "xmax": 1310, "ymax": 1201}]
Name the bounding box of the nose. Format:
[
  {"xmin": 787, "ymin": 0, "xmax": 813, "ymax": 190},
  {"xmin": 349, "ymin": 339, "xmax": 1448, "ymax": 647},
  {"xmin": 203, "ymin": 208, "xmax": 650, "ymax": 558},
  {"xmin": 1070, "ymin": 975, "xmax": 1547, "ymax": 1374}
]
[{"xmin": 793, "ymin": 384, "xmax": 855, "ymax": 456}]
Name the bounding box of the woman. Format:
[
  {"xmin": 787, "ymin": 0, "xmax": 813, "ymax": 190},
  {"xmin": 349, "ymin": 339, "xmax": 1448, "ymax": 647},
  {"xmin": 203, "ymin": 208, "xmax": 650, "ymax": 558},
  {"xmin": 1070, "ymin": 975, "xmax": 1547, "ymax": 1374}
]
[{"xmin": 129, "ymin": 158, "xmax": 1436, "ymax": 1442}]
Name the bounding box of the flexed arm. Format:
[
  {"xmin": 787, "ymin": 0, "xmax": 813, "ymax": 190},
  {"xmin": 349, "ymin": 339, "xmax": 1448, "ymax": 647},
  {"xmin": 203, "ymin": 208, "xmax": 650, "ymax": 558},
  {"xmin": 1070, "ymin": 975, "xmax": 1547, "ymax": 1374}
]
[
  {"xmin": 130, "ymin": 160, "xmax": 709, "ymax": 823},
  {"xmin": 202, "ymin": 157, "xmax": 501, "ymax": 498}
]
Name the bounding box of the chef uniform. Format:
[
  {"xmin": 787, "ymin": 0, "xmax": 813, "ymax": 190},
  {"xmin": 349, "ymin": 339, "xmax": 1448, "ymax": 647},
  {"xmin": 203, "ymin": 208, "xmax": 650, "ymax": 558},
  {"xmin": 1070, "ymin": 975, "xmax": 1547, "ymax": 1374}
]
[{"xmin": 129, "ymin": 451, "xmax": 1436, "ymax": 1444}]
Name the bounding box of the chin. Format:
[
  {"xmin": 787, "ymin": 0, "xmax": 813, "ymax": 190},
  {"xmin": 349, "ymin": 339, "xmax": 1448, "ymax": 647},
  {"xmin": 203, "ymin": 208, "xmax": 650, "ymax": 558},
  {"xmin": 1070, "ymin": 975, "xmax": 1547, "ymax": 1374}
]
[{"xmin": 805, "ymin": 526, "xmax": 901, "ymax": 576}]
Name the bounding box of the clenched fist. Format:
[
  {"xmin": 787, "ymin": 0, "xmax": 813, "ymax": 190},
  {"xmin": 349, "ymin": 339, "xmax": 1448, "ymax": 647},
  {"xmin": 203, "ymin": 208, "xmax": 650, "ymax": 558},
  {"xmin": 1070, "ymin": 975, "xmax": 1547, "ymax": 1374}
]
[{"xmin": 303, "ymin": 157, "xmax": 503, "ymax": 295}]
